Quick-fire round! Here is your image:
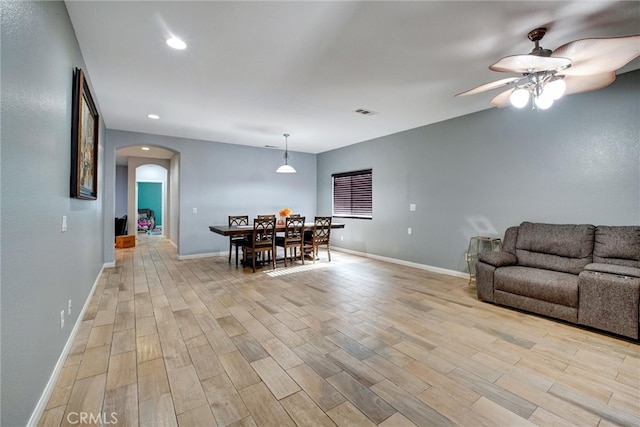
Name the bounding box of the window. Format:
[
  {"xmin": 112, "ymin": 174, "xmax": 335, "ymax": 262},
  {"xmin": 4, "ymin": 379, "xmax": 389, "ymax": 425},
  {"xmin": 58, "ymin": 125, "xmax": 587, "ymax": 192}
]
[{"xmin": 332, "ymin": 169, "xmax": 372, "ymax": 219}]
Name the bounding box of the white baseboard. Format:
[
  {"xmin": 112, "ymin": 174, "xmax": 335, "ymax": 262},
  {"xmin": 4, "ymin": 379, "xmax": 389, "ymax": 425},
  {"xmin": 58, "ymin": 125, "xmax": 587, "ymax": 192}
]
[
  {"xmin": 178, "ymin": 251, "xmax": 225, "ymax": 260},
  {"xmin": 333, "ymin": 247, "xmax": 468, "ymax": 279},
  {"xmin": 27, "ymin": 266, "xmax": 105, "ymax": 427}
]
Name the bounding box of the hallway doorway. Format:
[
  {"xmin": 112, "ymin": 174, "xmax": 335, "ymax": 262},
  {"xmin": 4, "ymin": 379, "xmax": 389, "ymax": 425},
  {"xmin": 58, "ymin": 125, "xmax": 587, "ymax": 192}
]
[{"xmin": 136, "ymin": 164, "xmax": 167, "ymax": 236}]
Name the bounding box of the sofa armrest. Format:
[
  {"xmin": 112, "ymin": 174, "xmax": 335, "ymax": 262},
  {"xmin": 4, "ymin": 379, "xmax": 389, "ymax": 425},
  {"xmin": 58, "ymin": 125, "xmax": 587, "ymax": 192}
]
[
  {"xmin": 478, "ymin": 251, "xmax": 517, "ymax": 268},
  {"xmin": 584, "ymin": 263, "xmax": 640, "ymax": 278},
  {"xmin": 578, "ymin": 269, "xmax": 640, "ymax": 339}
]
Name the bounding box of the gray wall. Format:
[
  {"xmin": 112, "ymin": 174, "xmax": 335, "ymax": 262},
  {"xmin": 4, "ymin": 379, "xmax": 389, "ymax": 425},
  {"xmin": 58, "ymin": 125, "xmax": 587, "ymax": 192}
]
[
  {"xmin": 1, "ymin": 1, "xmax": 105, "ymax": 425},
  {"xmin": 319, "ymin": 70, "xmax": 640, "ymax": 273},
  {"xmin": 104, "ymin": 130, "xmax": 318, "ymax": 260},
  {"xmin": 115, "ymin": 165, "xmax": 128, "ymax": 218}
]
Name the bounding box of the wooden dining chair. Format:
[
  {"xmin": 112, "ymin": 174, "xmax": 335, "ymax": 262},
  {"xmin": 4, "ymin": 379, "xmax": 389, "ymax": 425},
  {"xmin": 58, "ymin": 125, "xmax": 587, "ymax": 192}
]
[
  {"xmin": 302, "ymin": 216, "xmax": 332, "ymax": 263},
  {"xmin": 228, "ymin": 215, "xmax": 249, "ymax": 266},
  {"xmin": 243, "ymin": 216, "xmax": 276, "ymax": 272},
  {"xmin": 276, "ymin": 216, "xmax": 305, "ymax": 267}
]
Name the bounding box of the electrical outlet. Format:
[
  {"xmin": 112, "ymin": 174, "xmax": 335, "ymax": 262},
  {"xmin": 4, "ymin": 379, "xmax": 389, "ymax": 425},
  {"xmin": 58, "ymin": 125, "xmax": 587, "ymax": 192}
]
[
  {"xmin": 192, "ymin": 207, "xmax": 198, "ymax": 214},
  {"xmin": 408, "ymin": 227, "xmax": 412, "ymax": 235},
  {"xmin": 409, "ymin": 204, "xmax": 416, "ymax": 211},
  {"xmin": 62, "ymin": 216, "xmax": 67, "ymax": 232},
  {"xmin": 340, "ymin": 235, "xmax": 344, "ymax": 241},
  {"xmin": 60, "ymin": 310, "xmax": 65, "ymax": 329},
  {"xmin": 68, "ymin": 299, "xmax": 72, "ymax": 315}
]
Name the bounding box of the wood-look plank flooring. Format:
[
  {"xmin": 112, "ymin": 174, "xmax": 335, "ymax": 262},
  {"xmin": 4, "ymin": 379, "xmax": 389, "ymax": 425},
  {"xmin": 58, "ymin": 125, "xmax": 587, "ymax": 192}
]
[{"xmin": 39, "ymin": 234, "xmax": 640, "ymax": 426}]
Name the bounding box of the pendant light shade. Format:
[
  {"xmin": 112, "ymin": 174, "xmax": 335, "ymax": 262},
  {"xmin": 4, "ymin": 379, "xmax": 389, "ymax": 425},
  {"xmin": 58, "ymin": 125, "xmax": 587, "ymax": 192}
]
[
  {"xmin": 276, "ymin": 133, "xmax": 296, "ymax": 173},
  {"xmin": 276, "ymin": 164, "xmax": 297, "ymax": 173}
]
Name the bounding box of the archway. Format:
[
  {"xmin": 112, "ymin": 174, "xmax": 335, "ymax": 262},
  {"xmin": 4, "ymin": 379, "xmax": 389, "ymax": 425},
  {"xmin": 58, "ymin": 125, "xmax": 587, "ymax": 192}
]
[
  {"xmin": 113, "ymin": 145, "xmax": 179, "ymax": 245},
  {"xmin": 105, "ymin": 138, "xmax": 180, "ymax": 266}
]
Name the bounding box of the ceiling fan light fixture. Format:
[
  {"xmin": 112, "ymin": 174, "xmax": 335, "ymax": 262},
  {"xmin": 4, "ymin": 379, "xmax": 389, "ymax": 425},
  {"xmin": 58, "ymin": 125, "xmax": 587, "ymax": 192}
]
[
  {"xmin": 545, "ymin": 78, "xmax": 567, "ymax": 100},
  {"xmin": 534, "ymin": 92, "xmax": 554, "ymax": 109},
  {"xmin": 458, "ymin": 29, "xmax": 640, "ymax": 110},
  {"xmin": 510, "ymin": 88, "xmax": 530, "ymax": 108},
  {"xmin": 276, "ymin": 133, "xmax": 297, "ymax": 174}
]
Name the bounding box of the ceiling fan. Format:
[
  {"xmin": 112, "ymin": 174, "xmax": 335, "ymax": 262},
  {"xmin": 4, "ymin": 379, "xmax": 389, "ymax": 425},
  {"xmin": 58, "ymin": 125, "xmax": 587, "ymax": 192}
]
[{"xmin": 456, "ymin": 28, "xmax": 640, "ymax": 110}]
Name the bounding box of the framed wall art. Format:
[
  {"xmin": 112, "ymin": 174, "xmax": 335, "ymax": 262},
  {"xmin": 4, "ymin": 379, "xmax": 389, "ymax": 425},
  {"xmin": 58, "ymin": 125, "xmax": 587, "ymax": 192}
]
[{"xmin": 70, "ymin": 67, "xmax": 99, "ymax": 200}]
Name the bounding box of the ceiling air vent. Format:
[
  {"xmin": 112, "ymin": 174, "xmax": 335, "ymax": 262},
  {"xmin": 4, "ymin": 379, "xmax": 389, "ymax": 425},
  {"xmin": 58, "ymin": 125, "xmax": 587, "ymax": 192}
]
[{"xmin": 354, "ymin": 108, "xmax": 378, "ymax": 116}]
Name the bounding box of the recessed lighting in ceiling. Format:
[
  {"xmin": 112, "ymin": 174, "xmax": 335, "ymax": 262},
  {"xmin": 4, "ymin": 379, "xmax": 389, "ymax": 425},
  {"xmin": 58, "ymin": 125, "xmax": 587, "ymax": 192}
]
[
  {"xmin": 147, "ymin": 114, "xmax": 160, "ymax": 119},
  {"xmin": 141, "ymin": 147, "xmax": 151, "ymax": 151},
  {"xmin": 166, "ymin": 37, "xmax": 187, "ymax": 50}
]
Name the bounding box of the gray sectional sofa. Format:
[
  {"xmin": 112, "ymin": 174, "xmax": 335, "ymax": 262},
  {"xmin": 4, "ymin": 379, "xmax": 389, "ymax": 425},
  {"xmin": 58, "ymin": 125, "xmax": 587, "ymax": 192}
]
[{"xmin": 476, "ymin": 222, "xmax": 640, "ymax": 339}]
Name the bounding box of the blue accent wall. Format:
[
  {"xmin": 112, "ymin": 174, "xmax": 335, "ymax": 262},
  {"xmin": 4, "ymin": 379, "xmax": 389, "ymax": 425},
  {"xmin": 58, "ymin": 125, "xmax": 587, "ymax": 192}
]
[{"xmin": 138, "ymin": 182, "xmax": 162, "ymax": 226}]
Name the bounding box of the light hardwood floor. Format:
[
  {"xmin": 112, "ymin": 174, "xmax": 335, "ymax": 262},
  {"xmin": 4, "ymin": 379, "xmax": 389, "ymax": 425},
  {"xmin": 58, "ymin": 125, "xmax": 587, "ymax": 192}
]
[{"xmin": 39, "ymin": 234, "xmax": 640, "ymax": 426}]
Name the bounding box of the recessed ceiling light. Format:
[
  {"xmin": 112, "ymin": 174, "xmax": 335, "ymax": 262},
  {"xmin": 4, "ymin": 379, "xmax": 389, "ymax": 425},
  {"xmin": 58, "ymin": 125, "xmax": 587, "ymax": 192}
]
[
  {"xmin": 147, "ymin": 114, "xmax": 160, "ymax": 119},
  {"xmin": 141, "ymin": 147, "xmax": 151, "ymax": 151},
  {"xmin": 166, "ymin": 37, "xmax": 187, "ymax": 50}
]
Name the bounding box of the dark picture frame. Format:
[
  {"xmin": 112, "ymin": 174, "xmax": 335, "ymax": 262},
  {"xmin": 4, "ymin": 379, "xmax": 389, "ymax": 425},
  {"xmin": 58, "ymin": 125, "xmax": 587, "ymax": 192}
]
[{"xmin": 71, "ymin": 67, "xmax": 99, "ymax": 200}]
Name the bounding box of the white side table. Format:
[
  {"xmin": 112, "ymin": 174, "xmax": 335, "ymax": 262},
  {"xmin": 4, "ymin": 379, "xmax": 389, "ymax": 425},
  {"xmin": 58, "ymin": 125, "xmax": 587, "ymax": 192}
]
[{"xmin": 465, "ymin": 236, "xmax": 502, "ymax": 285}]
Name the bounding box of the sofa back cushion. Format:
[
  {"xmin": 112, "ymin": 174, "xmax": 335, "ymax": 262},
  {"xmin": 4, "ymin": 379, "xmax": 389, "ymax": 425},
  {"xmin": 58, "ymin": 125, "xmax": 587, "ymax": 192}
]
[
  {"xmin": 593, "ymin": 226, "xmax": 640, "ymax": 268},
  {"xmin": 515, "ymin": 222, "xmax": 594, "ymax": 275},
  {"xmin": 502, "ymin": 226, "xmax": 519, "ymax": 255}
]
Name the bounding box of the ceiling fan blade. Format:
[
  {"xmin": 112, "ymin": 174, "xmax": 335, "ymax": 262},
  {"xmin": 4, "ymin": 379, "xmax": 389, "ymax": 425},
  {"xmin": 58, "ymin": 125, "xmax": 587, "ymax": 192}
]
[
  {"xmin": 562, "ymin": 72, "xmax": 616, "ymax": 95},
  {"xmin": 455, "ymin": 77, "xmax": 521, "ymax": 97},
  {"xmin": 490, "ymin": 54, "xmax": 571, "ymax": 73},
  {"xmin": 489, "ymin": 89, "xmax": 513, "ymax": 108},
  {"xmin": 552, "ymin": 35, "xmax": 640, "ymax": 76}
]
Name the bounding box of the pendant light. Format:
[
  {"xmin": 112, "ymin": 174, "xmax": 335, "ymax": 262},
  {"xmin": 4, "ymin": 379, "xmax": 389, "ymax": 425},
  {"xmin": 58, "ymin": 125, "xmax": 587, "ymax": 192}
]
[{"xmin": 276, "ymin": 133, "xmax": 296, "ymax": 173}]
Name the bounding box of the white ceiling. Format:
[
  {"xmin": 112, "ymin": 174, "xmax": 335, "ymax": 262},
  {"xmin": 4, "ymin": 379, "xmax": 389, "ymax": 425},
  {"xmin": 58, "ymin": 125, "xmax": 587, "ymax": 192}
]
[{"xmin": 65, "ymin": 1, "xmax": 640, "ymax": 155}]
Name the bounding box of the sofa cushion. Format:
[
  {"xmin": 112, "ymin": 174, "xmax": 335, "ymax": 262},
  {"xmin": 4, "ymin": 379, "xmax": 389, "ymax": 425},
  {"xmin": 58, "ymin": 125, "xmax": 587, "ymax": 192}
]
[
  {"xmin": 515, "ymin": 222, "xmax": 594, "ymax": 275},
  {"xmin": 502, "ymin": 226, "xmax": 519, "ymax": 255},
  {"xmin": 584, "ymin": 263, "xmax": 640, "ymax": 278},
  {"xmin": 593, "ymin": 226, "xmax": 640, "ymax": 268},
  {"xmin": 495, "ymin": 266, "xmax": 579, "ymax": 308}
]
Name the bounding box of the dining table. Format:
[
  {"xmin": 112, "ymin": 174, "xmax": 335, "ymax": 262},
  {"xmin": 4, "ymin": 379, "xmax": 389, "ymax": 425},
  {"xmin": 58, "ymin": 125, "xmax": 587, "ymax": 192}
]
[
  {"xmin": 210, "ymin": 221, "xmax": 345, "ymax": 267},
  {"xmin": 209, "ymin": 221, "xmax": 345, "ymax": 237}
]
